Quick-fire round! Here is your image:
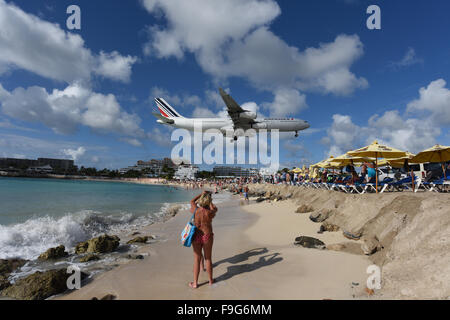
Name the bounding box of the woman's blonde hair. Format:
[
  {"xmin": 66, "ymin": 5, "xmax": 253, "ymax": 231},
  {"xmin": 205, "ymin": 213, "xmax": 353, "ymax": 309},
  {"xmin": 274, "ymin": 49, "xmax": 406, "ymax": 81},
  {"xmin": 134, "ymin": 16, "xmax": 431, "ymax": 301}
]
[{"xmin": 196, "ymin": 193, "xmax": 212, "ymax": 208}]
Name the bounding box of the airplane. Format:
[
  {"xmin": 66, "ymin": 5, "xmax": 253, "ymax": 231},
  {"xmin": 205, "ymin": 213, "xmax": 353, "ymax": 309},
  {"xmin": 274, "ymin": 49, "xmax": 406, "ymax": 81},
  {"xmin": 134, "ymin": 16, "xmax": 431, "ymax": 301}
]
[{"xmin": 152, "ymin": 88, "xmax": 310, "ymax": 141}]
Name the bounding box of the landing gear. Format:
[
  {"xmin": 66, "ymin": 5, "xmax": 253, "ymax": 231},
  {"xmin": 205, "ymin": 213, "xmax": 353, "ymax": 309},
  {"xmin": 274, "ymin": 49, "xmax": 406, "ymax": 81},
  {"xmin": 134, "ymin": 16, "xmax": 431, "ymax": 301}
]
[
  {"xmin": 294, "ymin": 131, "xmax": 299, "ymax": 138},
  {"xmin": 230, "ymin": 136, "xmax": 238, "ymax": 143}
]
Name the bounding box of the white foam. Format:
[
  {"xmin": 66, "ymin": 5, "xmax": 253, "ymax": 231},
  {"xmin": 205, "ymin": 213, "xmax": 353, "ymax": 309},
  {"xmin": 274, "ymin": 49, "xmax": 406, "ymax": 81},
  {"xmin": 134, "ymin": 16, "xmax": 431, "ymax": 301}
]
[
  {"xmin": 0, "ymin": 215, "xmax": 88, "ymax": 260},
  {"xmin": 0, "ymin": 193, "xmax": 230, "ymax": 261}
]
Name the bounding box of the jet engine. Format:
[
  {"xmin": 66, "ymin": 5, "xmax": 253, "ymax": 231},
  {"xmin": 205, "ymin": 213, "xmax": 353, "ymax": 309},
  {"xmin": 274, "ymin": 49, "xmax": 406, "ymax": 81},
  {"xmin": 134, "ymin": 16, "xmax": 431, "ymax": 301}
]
[{"xmin": 239, "ymin": 111, "xmax": 257, "ymax": 120}]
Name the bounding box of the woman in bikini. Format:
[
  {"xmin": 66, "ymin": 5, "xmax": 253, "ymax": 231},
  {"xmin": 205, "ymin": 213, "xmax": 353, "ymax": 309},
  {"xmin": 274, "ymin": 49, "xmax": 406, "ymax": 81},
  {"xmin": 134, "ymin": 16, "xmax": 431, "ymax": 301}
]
[{"xmin": 189, "ymin": 191, "xmax": 217, "ymax": 289}]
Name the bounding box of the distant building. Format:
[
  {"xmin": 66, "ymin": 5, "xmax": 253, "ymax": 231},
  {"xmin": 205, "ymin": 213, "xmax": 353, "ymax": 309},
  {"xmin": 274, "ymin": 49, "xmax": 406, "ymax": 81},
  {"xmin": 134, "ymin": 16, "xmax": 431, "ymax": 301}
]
[
  {"xmin": 120, "ymin": 158, "xmax": 178, "ymax": 176},
  {"xmin": 27, "ymin": 165, "xmax": 53, "ymax": 173},
  {"xmin": 0, "ymin": 157, "xmax": 74, "ymax": 172},
  {"xmin": 213, "ymin": 166, "xmax": 259, "ymax": 178},
  {"xmin": 259, "ymin": 167, "xmax": 277, "ymax": 177},
  {"xmin": 174, "ymin": 165, "xmax": 199, "ymax": 180}
]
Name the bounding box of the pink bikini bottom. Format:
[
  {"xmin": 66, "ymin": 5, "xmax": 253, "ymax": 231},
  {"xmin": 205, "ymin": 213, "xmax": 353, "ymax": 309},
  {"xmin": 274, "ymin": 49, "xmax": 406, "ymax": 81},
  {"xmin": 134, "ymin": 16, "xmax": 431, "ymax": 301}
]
[{"xmin": 194, "ymin": 232, "xmax": 214, "ymax": 244}]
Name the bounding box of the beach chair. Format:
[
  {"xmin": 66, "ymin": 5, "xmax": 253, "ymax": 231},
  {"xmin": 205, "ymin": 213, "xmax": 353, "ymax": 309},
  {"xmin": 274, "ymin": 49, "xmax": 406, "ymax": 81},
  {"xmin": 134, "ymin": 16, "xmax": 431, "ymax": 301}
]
[
  {"xmin": 379, "ymin": 176, "xmax": 415, "ymax": 193},
  {"xmin": 428, "ymin": 176, "xmax": 450, "ymax": 192},
  {"xmin": 414, "ymin": 178, "xmax": 434, "ymax": 192}
]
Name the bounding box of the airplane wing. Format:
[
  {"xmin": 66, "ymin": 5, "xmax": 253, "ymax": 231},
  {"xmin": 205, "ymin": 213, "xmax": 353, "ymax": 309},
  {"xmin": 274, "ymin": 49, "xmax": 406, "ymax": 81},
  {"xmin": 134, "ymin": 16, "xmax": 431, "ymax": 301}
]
[
  {"xmin": 219, "ymin": 88, "xmax": 256, "ymax": 128},
  {"xmin": 152, "ymin": 112, "xmax": 175, "ymax": 124}
]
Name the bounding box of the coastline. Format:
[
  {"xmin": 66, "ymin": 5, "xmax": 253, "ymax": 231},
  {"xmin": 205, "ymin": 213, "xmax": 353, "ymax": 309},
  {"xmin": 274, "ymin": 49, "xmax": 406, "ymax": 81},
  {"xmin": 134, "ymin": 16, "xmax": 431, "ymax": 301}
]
[
  {"xmin": 57, "ymin": 194, "xmax": 373, "ymax": 300},
  {"xmin": 2, "ymin": 182, "xmax": 448, "ymax": 300}
]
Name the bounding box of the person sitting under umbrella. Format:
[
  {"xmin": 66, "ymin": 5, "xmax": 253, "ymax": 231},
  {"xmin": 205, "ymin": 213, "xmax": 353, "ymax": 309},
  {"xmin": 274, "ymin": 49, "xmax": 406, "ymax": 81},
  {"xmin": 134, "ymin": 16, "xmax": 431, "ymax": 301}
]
[{"xmin": 366, "ymin": 162, "xmax": 376, "ymax": 183}]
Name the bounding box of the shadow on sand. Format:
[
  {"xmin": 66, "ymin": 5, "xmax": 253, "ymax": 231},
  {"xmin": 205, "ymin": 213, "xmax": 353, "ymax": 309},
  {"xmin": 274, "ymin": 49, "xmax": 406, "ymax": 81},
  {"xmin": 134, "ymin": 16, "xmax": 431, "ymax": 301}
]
[
  {"xmin": 213, "ymin": 248, "xmax": 283, "ymax": 283},
  {"xmin": 213, "ymin": 247, "xmax": 269, "ymax": 268}
]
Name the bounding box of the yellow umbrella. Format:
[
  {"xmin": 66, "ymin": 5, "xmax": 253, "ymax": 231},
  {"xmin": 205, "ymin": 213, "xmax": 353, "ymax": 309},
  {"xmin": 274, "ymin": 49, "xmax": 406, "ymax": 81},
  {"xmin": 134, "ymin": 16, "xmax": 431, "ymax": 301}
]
[
  {"xmin": 386, "ymin": 151, "xmax": 415, "ymax": 166},
  {"xmin": 291, "ymin": 168, "xmax": 302, "ymax": 173},
  {"xmin": 323, "ymin": 162, "xmax": 342, "ymax": 169},
  {"xmin": 332, "ymin": 153, "xmax": 374, "ymax": 166},
  {"xmin": 311, "ymin": 160, "xmax": 326, "ymax": 168},
  {"xmin": 347, "ymin": 141, "xmax": 407, "ymax": 193},
  {"xmin": 319, "ymin": 156, "xmax": 335, "ymax": 167},
  {"xmin": 411, "ymin": 145, "xmax": 450, "ymax": 178}
]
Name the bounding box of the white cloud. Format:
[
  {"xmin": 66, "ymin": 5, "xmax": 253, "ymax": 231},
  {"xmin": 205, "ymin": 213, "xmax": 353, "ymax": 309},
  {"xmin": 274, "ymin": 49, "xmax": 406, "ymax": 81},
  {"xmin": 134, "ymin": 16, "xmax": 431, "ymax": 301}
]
[
  {"xmin": 192, "ymin": 107, "xmax": 217, "ymax": 118},
  {"xmin": 96, "ymin": 51, "xmax": 138, "ymax": 83},
  {"xmin": 142, "ymin": 0, "xmax": 367, "ymax": 102},
  {"xmin": 0, "ymin": 83, "xmax": 10, "ymax": 100},
  {"xmin": 142, "ymin": 0, "xmax": 280, "ymax": 60},
  {"xmin": 322, "ymin": 79, "xmax": 450, "ymax": 156},
  {"xmin": 150, "ymin": 86, "xmax": 201, "ymax": 110},
  {"xmin": 390, "ymin": 47, "xmax": 422, "ymax": 69},
  {"xmin": 119, "ymin": 138, "xmax": 143, "ymax": 147},
  {"xmin": 205, "ymin": 89, "xmax": 228, "ymax": 108},
  {"xmin": 324, "ymin": 112, "xmax": 440, "ymax": 156},
  {"xmin": 323, "ymin": 114, "xmax": 362, "ymax": 156},
  {"xmin": 0, "ymin": 133, "xmax": 82, "ymax": 159},
  {"xmin": 147, "ymin": 127, "xmax": 172, "ymax": 146},
  {"xmin": 407, "ymin": 79, "xmax": 450, "ymax": 126},
  {"xmin": 262, "ymin": 88, "xmax": 307, "ymax": 117},
  {"xmin": 0, "ymin": 0, "xmax": 137, "ymax": 83},
  {"xmin": 0, "ymin": 82, "xmax": 144, "ymax": 137},
  {"xmin": 61, "ymin": 146, "xmax": 86, "ymax": 161}
]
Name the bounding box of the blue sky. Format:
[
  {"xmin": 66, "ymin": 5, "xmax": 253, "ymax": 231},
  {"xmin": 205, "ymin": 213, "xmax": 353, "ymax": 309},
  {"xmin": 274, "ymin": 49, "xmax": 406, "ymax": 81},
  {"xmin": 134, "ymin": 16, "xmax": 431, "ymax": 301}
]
[{"xmin": 0, "ymin": 0, "xmax": 449, "ymax": 170}]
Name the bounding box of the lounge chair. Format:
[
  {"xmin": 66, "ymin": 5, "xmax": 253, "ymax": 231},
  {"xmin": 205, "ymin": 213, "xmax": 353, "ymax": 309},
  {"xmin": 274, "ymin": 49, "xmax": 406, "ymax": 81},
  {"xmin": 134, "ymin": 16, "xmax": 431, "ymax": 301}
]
[{"xmin": 379, "ymin": 176, "xmax": 415, "ymax": 193}]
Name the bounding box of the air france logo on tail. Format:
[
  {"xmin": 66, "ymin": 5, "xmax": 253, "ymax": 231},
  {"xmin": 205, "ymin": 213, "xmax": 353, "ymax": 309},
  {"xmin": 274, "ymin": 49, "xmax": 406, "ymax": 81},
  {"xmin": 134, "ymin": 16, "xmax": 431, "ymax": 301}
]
[{"xmin": 155, "ymin": 98, "xmax": 182, "ymax": 118}]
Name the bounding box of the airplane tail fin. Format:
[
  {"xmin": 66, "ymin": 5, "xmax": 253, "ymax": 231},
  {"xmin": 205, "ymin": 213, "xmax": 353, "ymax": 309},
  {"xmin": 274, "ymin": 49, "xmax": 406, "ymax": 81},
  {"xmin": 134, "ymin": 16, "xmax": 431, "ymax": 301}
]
[{"xmin": 154, "ymin": 98, "xmax": 183, "ymax": 118}]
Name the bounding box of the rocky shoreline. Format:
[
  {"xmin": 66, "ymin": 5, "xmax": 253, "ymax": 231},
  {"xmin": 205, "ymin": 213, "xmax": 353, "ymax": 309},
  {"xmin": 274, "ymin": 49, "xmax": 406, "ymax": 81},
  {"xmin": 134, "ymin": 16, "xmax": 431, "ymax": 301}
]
[
  {"xmin": 244, "ymin": 184, "xmax": 450, "ymax": 299},
  {"xmin": 0, "ymin": 202, "xmax": 187, "ymax": 300}
]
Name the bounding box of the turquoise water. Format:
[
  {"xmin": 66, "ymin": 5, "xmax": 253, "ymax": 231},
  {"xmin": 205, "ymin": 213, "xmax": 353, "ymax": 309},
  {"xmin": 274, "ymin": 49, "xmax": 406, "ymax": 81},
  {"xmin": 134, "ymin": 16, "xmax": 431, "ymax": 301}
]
[
  {"xmin": 0, "ymin": 177, "xmax": 198, "ymax": 259},
  {"xmin": 0, "ymin": 177, "xmax": 196, "ymax": 225}
]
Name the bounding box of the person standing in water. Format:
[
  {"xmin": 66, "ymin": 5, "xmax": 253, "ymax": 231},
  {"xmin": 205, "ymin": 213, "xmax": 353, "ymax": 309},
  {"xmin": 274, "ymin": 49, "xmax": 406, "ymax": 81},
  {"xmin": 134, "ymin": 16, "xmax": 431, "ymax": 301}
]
[{"xmin": 189, "ymin": 191, "xmax": 217, "ymax": 288}]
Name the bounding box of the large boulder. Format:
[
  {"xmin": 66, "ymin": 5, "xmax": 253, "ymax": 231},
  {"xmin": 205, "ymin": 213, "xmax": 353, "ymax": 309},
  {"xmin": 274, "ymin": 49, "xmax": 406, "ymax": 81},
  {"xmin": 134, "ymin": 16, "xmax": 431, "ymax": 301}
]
[
  {"xmin": 294, "ymin": 236, "xmax": 326, "ymax": 249},
  {"xmin": 296, "ymin": 204, "xmax": 314, "ymax": 214},
  {"xmin": 361, "ymin": 236, "xmax": 383, "ymax": 255},
  {"xmin": 0, "ymin": 275, "xmax": 10, "ymax": 291},
  {"xmin": 79, "ymin": 254, "xmax": 100, "ymax": 263},
  {"xmin": 127, "ymin": 236, "xmax": 153, "ymax": 244},
  {"xmin": 0, "ymin": 269, "xmax": 87, "ymax": 300},
  {"xmin": 326, "ymin": 242, "xmax": 364, "ymax": 255},
  {"xmin": 0, "ymin": 259, "xmax": 27, "ymax": 277},
  {"xmin": 38, "ymin": 245, "xmax": 68, "ymax": 261},
  {"xmin": 309, "ymin": 209, "xmax": 332, "ymax": 223},
  {"xmin": 318, "ymin": 222, "xmax": 340, "ymax": 233},
  {"xmin": 75, "ymin": 235, "xmax": 120, "ymax": 254}
]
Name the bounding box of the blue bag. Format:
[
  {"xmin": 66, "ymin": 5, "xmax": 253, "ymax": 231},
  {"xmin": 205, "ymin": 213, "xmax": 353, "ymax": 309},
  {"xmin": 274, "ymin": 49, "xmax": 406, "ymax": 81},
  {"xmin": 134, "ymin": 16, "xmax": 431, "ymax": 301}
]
[{"xmin": 181, "ymin": 208, "xmax": 197, "ymax": 247}]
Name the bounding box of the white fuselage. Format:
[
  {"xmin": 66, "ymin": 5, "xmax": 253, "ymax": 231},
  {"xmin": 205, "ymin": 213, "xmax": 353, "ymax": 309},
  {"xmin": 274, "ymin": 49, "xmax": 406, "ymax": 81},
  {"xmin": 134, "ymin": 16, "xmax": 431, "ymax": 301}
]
[{"xmin": 157, "ymin": 117, "xmax": 310, "ymax": 134}]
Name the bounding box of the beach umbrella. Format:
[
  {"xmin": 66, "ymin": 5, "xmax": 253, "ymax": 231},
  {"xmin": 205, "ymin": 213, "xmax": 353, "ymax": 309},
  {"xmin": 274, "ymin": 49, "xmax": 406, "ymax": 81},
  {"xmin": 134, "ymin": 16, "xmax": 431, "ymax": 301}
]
[
  {"xmin": 347, "ymin": 141, "xmax": 407, "ymax": 193},
  {"xmin": 332, "ymin": 153, "xmax": 374, "ymax": 166},
  {"xmin": 311, "ymin": 160, "xmax": 326, "ymax": 168},
  {"xmin": 410, "ymin": 145, "xmax": 450, "ymax": 179},
  {"xmin": 386, "ymin": 152, "xmax": 415, "ymax": 168},
  {"xmin": 319, "ymin": 156, "xmax": 335, "ymax": 167},
  {"xmin": 291, "ymin": 168, "xmax": 302, "ymax": 173}
]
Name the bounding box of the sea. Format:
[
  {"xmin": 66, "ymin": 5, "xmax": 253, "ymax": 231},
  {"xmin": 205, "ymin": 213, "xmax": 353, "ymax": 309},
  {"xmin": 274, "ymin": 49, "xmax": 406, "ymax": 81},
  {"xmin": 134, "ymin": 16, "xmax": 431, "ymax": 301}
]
[{"xmin": 0, "ymin": 177, "xmax": 214, "ymax": 260}]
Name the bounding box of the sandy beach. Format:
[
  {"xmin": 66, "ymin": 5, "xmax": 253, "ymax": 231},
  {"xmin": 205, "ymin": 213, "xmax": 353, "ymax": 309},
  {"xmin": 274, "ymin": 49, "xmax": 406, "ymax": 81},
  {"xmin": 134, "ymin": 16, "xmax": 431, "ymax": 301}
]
[{"xmin": 57, "ymin": 193, "xmax": 373, "ymax": 300}]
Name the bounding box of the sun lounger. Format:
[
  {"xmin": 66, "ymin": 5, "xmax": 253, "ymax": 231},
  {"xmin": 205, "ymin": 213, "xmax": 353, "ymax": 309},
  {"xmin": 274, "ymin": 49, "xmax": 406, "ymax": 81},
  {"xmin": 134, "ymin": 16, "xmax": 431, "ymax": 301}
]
[
  {"xmin": 379, "ymin": 176, "xmax": 415, "ymax": 193},
  {"xmin": 428, "ymin": 177, "xmax": 450, "ymax": 192}
]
